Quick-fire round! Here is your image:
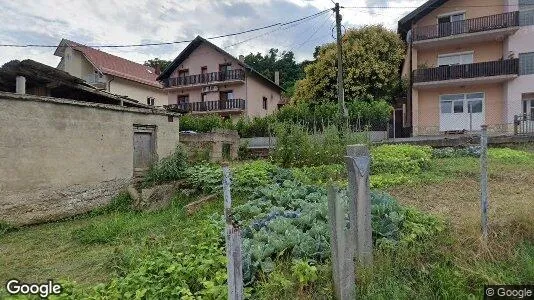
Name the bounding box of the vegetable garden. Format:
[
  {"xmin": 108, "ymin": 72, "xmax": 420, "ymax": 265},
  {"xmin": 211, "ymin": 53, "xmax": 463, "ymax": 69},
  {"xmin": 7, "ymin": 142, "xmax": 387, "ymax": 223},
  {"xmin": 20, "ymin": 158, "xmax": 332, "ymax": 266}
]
[{"xmin": 1, "ymin": 143, "xmax": 533, "ymax": 299}]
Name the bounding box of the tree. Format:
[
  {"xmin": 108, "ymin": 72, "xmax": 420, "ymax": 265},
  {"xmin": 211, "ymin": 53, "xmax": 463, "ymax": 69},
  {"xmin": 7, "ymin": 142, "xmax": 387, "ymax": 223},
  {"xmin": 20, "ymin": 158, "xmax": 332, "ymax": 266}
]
[
  {"xmin": 144, "ymin": 58, "xmax": 171, "ymax": 72},
  {"xmin": 243, "ymin": 49, "xmax": 304, "ymax": 96},
  {"xmin": 293, "ymin": 25, "xmax": 405, "ymax": 104}
]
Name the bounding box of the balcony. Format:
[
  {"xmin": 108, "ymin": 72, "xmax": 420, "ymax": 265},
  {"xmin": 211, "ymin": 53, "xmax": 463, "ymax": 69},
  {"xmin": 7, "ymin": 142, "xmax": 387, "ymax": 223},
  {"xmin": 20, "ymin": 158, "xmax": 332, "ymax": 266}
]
[
  {"xmin": 412, "ymin": 59, "xmax": 519, "ymax": 89},
  {"xmin": 164, "ymin": 99, "xmax": 246, "ymax": 114},
  {"xmin": 163, "ymin": 69, "xmax": 245, "ymax": 88},
  {"xmin": 412, "ymin": 12, "xmax": 519, "ymax": 49}
]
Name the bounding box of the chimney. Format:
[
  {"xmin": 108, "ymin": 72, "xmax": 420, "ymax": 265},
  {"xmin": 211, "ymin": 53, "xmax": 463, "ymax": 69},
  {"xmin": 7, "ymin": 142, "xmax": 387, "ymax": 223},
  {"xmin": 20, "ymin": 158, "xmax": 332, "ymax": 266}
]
[
  {"xmin": 16, "ymin": 76, "xmax": 26, "ymax": 94},
  {"xmin": 274, "ymin": 71, "xmax": 280, "ymax": 85},
  {"xmin": 238, "ymin": 55, "xmax": 245, "ymax": 62}
]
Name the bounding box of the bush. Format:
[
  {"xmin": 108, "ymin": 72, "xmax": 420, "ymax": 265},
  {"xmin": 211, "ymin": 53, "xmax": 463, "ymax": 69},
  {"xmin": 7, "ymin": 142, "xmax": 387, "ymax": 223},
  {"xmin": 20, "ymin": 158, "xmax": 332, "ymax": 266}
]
[
  {"xmin": 371, "ymin": 144, "xmax": 432, "ymax": 174},
  {"xmin": 236, "ymin": 116, "xmax": 275, "ymax": 138},
  {"xmin": 89, "ymin": 193, "xmax": 133, "ymax": 216},
  {"xmin": 489, "ymin": 148, "xmax": 532, "ymax": 163},
  {"xmin": 180, "ymin": 114, "xmax": 235, "ymax": 133},
  {"xmin": 272, "ymin": 123, "xmax": 368, "ymax": 167},
  {"xmin": 143, "ymin": 144, "xmax": 188, "ymax": 187}
]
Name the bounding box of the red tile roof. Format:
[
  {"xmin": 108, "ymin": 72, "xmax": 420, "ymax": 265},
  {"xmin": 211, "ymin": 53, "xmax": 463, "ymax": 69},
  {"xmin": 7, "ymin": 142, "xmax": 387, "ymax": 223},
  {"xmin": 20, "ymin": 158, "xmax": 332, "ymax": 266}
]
[{"xmin": 64, "ymin": 40, "xmax": 162, "ymax": 88}]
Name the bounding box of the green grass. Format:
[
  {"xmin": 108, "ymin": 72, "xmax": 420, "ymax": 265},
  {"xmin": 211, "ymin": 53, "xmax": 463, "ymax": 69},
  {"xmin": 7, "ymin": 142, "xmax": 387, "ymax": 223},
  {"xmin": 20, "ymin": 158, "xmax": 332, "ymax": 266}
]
[{"xmin": 1, "ymin": 144, "xmax": 533, "ymax": 299}]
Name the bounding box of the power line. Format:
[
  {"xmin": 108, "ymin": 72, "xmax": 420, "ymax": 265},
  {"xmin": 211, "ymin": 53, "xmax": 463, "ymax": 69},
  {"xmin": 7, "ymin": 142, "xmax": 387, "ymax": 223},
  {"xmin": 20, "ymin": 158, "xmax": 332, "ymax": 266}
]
[
  {"xmin": 291, "ymin": 12, "xmax": 332, "ymax": 50},
  {"xmin": 223, "ymin": 9, "xmax": 330, "ymax": 49},
  {"xmin": 0, "ymin": 9, "xmax": 332, "ymax": 49},
  {"xmin": 343, "ymin": 4, "xmax": 526, "ymax": 9}
]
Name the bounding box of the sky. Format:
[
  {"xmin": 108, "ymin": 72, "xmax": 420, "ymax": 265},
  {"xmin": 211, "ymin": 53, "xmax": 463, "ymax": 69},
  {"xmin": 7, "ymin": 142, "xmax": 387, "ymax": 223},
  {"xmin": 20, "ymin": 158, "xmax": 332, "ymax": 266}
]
[{"xmin": 0, "ymin": 0, "xmax": 426, "ymax": 67}]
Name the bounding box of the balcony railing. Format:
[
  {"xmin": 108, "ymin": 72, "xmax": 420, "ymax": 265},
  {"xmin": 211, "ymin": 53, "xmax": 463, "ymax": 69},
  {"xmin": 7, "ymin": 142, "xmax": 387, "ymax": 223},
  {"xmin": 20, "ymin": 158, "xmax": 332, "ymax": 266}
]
[
  {"xmin": 165, "ymin": 99, "xmax": 246, "ymax": 113},
  {"xmin": 412, "ymin": 11, "xmax": 519, "ymax": 42},
  {"xmin": 413, "ymin": 59, "xmax": 519, "ymax": 83},
  {"xmin": 164, "ymin": 69, "xmax": 245, "ymax": 87}
]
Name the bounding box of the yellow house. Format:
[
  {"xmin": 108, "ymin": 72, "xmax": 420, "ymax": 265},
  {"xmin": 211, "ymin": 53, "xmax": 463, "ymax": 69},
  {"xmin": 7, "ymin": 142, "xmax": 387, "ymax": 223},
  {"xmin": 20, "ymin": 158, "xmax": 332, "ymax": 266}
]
[
  {"xmin": 54, "ymin": 39, "xmax": 168, "ymax": 107},
  {"xmin": 399, "ymin": 0, "xmax": 534, "ymax": 136}
]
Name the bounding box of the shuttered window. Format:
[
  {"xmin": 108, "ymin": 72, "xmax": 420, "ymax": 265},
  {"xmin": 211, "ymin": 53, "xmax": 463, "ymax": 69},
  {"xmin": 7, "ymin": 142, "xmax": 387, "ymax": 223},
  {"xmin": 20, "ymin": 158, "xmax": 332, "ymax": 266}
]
[{"xmin": 519, "ymin": 52, "xmax": 534, "ymax": 75}]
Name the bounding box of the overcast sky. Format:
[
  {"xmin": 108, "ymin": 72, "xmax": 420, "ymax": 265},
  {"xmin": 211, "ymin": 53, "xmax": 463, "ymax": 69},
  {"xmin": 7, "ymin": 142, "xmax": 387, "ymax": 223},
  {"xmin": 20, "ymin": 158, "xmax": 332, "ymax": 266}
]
[{"xmin": 0, "ymin": 0, "xmax": 425, "ymax": 67}]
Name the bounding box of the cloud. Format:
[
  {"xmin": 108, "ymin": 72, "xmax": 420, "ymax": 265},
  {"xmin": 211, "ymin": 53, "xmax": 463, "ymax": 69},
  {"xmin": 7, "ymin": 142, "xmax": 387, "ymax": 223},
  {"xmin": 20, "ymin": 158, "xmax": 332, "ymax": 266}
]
[{"xmin": 0, "ymin": 0, "xmax": 426, "ymax": 67}]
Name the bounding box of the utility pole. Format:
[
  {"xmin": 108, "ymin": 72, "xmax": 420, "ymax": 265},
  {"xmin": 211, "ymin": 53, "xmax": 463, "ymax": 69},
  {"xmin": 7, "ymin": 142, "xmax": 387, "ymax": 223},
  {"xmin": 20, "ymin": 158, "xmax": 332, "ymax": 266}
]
[{"xmin": 334, "ymin": 3, "xmax": 349, "ymax": 130}]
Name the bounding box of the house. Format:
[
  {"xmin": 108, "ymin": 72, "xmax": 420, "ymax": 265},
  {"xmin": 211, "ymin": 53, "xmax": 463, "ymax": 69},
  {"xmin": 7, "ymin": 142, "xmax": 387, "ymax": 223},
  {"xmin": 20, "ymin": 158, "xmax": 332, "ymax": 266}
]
[
  {"xmin": 399, "ymin": 0, "xmax": 534, "ymax": 136},
  {"xmin": 54, "ymin": 39, "xmax": 168, "ymax": 107},
  {"xmin": 0, "ymin": 59, "xmax": 153, "ymax": 108},
  {"xmin": 157, "ymin": 36, "xmax": 284, "ymax": 119},
  {"xmin": 0, "ymin": 60, "xmax": 180, "ymax": 225}
]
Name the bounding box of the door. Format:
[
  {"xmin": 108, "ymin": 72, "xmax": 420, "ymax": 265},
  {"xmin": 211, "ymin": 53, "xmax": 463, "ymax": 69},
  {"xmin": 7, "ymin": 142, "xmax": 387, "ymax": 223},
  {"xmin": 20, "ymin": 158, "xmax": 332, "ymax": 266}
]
[
  {"xmin": 438, "ymin": 13, "xmax": 465, "ymax": 37},
  {"xmin": 439, "ymin": 93, "xmax": 484, "ymax": 132},
  {"xmin": 133, "ymin": 127, "xmax": 156, "ymax": 171},
  {"xmin": 219, "ymin": 64, "xmax": 232, "ymax": 80},
  {"xmin": 219, "ymin": 90, "xmax": 233, "ymax": 109}
]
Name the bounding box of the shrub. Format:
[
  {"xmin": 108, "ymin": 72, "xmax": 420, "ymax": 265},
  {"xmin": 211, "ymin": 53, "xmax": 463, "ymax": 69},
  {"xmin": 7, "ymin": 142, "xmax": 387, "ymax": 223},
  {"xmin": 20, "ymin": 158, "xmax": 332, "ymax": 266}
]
[
  {"xmin": 488, "ymin": 148, "xmax": 532, "ymax": 163},
  {"xmin": 143, "ymin": 144, "xmax": 188, "ymax": 187},
  {"xmin": 272, "ymin": 122, "xmax": 312, "ymax": 167},
  {"xmin": 0, "ymin": 221, "xmax": 15, "ymax": 236},
  {"xmin": 180, "ymin": 114, "xmax": 235, "ymax": 133},
  {"xmin": 371, "ymin": 144, "xmax": 432, "ymax": 174}
]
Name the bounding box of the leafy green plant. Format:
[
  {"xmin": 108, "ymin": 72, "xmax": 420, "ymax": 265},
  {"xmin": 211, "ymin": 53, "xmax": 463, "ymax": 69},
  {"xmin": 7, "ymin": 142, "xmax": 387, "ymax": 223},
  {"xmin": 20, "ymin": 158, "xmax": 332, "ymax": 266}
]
[
  {"xmin": 489, "ymin": 148, "xmax": 532, "ymax": 163},
  {"xmin": 143, "ymin": 144, "xmax": 188, "ymax": 187},
  {"xmin": 180, "ymin": 114, "xmax": 235, "ymax": 133},
  {"xmin": 291, "ymin": 259, "xmax": 318, "ymax": 287},
  {"xmin": 371, "ymin": 144, "xmax": 432, "ymax": 174}
]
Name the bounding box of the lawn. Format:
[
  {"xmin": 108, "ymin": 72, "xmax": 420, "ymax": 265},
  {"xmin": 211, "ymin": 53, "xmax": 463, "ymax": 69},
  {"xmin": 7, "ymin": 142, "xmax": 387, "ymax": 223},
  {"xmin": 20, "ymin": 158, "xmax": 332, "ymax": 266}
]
[{"xmin": 1, "ymin": 143, "xmax": 533, "ymax": 299}]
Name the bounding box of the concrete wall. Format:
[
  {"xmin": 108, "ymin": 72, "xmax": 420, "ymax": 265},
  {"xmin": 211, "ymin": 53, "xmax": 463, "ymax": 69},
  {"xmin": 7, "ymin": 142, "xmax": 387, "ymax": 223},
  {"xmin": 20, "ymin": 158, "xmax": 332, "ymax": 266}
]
[
  {"xmin": 0, "ymin": 93, "xmax": 179, "ymax": 225},
  {"xmin": 415, "ymin": 0, "xmax": 504, "ymax": 28},
  {"xmin": 110, "ymin": 77, "xmax": 168, "ymax": 107},
  {"xmin": 415, "ymin": 83, "xmax": 505, "ymax": 135},
  {"xmin": 417, "ymin": 41, "xmax": 504, "ymax": 68}
]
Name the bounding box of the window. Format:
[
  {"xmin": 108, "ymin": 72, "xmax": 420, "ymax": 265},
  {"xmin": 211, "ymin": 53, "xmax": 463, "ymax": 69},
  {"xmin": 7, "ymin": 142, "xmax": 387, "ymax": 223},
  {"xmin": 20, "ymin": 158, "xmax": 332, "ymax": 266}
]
[
  {"xmin": 220, "ymin": 91, "xmax": 234, "ymax": 101},
  {"xmin": 520, "ymin": 0, "xmax": 534, "ymax": 26},
  {"xmin": 146, "ymin": 97, "xmax": 155, "ymax": 106},
  {"xmin": 438, "ymin": 52, "xmax": 473, "ymax": 66},
  {"xmin": 438, "ymin": 12, "xmax": 466, "ymax": 35},
  {"xmin": 201, "ymin": 66, "xmax": 208, "ymax": 74},
  {"xmin": 262, "ymin": 97, "xmax": 268, "ymax": 110},
  {"xmin": 177, "ymin": 95, "xmax": 189, "ymax": 104},
  {"xmin": 440, "ymin": 93, "xmax": 484, "ymax": 114},
  {"xmin": 177, "ymin": 69, "xmax": 189, "ymax": 77},
  {"xmin": 522, "ymin": 93, "xmax": 534, "ymax": 115},
  {"xmin": 519, "ymin": 52, "xmax": 534, "ymax": 75}
]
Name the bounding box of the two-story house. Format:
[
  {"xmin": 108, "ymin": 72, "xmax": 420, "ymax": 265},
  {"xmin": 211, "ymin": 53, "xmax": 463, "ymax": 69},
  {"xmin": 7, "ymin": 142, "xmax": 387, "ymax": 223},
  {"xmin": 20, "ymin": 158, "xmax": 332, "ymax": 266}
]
[
  {"xmin": 54, "ymin": 39, "xmax": 168, "ymax": 106},
  {"xmin": 399, "ymin": 0, "xmax": 534, "ymax": 136},
  {"xmin": 157, "ymin": 36, "xmax": 284, "ymax": 119}
]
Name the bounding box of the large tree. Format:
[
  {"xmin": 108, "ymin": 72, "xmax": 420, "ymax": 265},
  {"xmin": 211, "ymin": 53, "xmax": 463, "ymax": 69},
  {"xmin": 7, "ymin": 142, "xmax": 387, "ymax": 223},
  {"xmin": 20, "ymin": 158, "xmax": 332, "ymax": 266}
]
[
  {"xmin": 243, "ymin": 49, "xmax": 304, "ymax": 95},
  {"xmin": 293, "ymin": 25, "xmax": 405, "ymax": 104}
]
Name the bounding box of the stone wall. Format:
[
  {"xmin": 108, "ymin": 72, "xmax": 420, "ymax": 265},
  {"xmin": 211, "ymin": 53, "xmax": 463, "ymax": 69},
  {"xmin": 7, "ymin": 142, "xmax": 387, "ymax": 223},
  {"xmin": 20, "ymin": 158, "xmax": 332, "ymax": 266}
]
[
  {"xmin": 0, "ymin": 92, "xmax": 180, "ymax": 225},
  {"xmin": 180, "ymin": 129, "xmax": 239, "ymax": 162}
]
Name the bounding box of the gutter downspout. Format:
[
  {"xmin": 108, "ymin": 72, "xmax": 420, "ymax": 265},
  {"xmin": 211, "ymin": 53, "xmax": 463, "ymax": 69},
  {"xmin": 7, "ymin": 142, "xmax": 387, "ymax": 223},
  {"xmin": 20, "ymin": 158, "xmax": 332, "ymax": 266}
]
[{"xmin": 408, "ymin": 26, "xmax": 414, "ymax": 136}]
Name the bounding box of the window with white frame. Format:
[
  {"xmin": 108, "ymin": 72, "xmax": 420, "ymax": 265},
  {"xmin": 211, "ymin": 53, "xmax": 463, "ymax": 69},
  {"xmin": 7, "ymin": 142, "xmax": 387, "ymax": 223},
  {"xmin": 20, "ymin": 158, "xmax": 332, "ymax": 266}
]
[
  {"xmin": 440, "ymin": 93, "xmax": 483, "ymax": 114},
  {"xmin": 438, "ymin": 52, "xmax": 473, "ymax": 66}
]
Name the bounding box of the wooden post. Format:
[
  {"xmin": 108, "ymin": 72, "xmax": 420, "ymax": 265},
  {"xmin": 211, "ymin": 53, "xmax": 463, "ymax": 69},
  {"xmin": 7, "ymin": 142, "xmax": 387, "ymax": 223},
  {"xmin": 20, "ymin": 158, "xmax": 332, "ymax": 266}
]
[
  {"xmin": 328, "ymin": 186, "xmax": 355, "ymax": 300},
  {"xmin": 346, "ymin": 144, "xmax": 373, "ymax": 266},
  {"xmin": 222, "ymin": 165, "xmax": 244, "ymax": 300},
  {"xmin": 480, "ymin": 126, "xmax": 489, "ymax": 242}
]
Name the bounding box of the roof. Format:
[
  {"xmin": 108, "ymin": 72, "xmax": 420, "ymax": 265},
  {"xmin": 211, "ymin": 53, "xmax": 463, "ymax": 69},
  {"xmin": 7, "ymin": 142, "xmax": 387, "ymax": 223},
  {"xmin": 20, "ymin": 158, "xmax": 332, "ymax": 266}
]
[
  {"xmin": 0, "ymin": 59, "xmax": 154, "ymax": 109},
  {"xmin": 54, "ymin": 39, "xmax": 162, "ymax": 88},
  {"xmin": 157, "ymin": 36, "xmax": 285, "ymax": 92},
  {"xmin": 398, "ymin": 0, "xmax": 448, "ymax": 40}
]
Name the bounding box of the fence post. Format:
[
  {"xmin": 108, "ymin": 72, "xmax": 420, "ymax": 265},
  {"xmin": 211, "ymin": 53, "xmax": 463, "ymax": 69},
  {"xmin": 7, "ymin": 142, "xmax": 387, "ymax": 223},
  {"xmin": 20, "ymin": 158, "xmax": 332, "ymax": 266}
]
[
  {"xmin": 513, "ymin": 115, "xmax": 518, "ymax": 135},
  {"xmin": 222, "ymin": 165, "xmax": 244, "ymax": 300},
  {"xmin": 480, "ymin": 126, "xmax": 489, "ymax": 242},
  {"xmin": 328, "ymin": 186, "xmax": 355, "ymax": 300},
  {"xmin": 346, "ymin": 145, "xmax": 373, "ymax": 266}
]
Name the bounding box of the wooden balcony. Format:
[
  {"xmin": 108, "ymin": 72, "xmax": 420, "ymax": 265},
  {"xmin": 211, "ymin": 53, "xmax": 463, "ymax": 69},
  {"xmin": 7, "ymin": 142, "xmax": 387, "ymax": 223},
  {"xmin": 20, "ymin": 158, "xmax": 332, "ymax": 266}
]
[
  {"xmin": 164, "ymin": 99, "xmax": 246, "ymax": 114},
  {"xmin": 412, "ymin": 59, "xmax": 519, "ymax": 88},
  {"xmin": 163, "ymin": 69, "xmax": 245, "ymax": 88}
]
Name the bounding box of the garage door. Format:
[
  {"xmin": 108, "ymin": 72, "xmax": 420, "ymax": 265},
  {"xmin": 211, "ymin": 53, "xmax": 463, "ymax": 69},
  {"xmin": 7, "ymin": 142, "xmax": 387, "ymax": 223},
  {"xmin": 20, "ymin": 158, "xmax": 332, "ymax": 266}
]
[{"xmin": 439, "ymin": 93, "xmax": 484, "ymax": 132}]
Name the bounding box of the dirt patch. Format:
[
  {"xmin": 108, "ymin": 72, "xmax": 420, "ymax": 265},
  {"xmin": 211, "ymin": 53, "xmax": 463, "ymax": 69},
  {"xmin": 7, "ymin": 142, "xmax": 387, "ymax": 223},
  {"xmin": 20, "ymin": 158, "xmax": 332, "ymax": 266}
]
[{"xmin": 389, "ymin": 170, "xmax": 534, "ymax": 260}]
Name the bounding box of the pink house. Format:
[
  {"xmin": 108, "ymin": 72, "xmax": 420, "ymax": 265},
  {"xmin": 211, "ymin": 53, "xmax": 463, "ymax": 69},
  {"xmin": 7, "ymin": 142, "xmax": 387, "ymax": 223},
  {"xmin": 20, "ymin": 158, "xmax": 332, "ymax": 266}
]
[{"xmin": 157, "ymin": 36, "xmax": 284, "ymax": 119}]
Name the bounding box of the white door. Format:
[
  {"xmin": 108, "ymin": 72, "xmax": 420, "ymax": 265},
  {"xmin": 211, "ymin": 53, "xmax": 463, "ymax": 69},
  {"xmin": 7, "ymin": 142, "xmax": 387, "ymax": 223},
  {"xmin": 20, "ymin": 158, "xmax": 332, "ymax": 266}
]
[{"xmin": 439, "ymin": 93, "xmax": 484, "ymax": 132}]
